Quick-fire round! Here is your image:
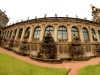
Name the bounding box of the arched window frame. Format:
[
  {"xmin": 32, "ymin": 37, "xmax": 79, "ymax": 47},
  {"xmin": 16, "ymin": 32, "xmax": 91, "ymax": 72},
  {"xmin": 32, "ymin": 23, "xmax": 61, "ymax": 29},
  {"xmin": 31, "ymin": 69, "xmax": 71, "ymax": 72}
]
[
  {"xmin": 18, "ymin": 28, "xmax": 23, "ymax": 38},
  {"xmin": 25, "ymin": 27, "xmax": 31, "ymax": 38},
  {"xmin": 98, "ymin": 30, "xmax": 100, "ymax": 39},
  {"xmin": 14, "ymin": 29, "xmax": 17, "ymax": 36},
  {"xmin": 45, "ymin": 26, "xmax": 54, "ymax": 37},
  {"xmin": 82, "ymin": 28, "xmax": 89, "ymax": 40},
  {"xmin": 58, "ymin": 26, "xmax": 67, "ymax": 39},
  {"xmin": 71, "ymin": 27, "xmax": 79, "ymax": 39},
  {"xmin": 33, "ymin": 26, "xmax": 41, "ymax": 38},
  {"xmin": 91, "ymin": 29, "xmax": 95, "ymax": 40}
]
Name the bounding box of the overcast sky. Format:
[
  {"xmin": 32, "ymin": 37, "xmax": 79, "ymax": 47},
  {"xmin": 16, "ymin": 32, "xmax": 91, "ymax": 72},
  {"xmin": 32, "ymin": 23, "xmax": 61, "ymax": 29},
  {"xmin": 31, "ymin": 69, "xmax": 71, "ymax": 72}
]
[{"xmin": 0, "ymin": 0, "xmax": 100, "ymax": 25}]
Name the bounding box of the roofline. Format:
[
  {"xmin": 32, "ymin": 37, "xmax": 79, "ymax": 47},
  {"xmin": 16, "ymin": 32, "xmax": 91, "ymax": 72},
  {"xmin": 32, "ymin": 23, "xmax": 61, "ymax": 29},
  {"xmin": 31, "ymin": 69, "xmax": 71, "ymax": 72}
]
[{"xmin": 6, "ymin": 17, "xmax": 99, "ymax": 28}]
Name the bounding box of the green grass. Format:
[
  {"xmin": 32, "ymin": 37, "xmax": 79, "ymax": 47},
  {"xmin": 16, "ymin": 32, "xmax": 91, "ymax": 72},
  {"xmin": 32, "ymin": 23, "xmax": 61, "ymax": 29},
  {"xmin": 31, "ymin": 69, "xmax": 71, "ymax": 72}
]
[
  {"xmin": 0, "ymin": 52, "xmax": 69, "ymax": 75},
  {"xmin": 78, "ymin": 64, "xmax": 100, "ymax": 75}
]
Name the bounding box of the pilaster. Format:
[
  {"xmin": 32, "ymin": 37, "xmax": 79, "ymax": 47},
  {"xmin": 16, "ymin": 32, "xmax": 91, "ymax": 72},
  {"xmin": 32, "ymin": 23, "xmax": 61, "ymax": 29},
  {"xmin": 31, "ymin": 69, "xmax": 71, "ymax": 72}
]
[
  {"xmin": 29, "ymin": 26, "xmax": 34, "ymax": 42},
  {"xmin": 39, "ymin": 24, "xmax": 45, "ymax": 41},
  {"xmin": 89, "ymin": 27, "xmax": 93, "ymax": 42},
  {"xmin": 21, "ymin": 26, "xmax": 26, "ymax": 41},
  {"xmin": 68, "ymin": 24, "xmax": 72, "ymax": 42},
  {"xmin": 15, "ymin": 28, "xmax": 19, "ymax": 40},
  {"xmin": 54, "ymin": 24, "xmax": 58, "ymax": 42},
  {"xmin": 79, "ymin": 26, "xmax": 84, "ymax": 42}
]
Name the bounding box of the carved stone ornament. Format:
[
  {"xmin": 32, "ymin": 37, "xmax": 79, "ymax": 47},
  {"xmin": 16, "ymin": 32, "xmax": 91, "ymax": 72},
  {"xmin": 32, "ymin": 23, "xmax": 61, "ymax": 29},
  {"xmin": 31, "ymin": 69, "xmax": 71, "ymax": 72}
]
[{"xmin": 37, "ymin": 31, "xmax": 57, "ymax": 59}]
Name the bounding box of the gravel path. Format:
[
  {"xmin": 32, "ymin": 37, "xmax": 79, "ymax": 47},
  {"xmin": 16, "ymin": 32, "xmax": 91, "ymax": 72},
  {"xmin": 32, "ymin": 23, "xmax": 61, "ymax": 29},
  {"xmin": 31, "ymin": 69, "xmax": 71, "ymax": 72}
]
[{"xmin": 0, "ymin": 47, "xmax": 100, "ymax": 75}]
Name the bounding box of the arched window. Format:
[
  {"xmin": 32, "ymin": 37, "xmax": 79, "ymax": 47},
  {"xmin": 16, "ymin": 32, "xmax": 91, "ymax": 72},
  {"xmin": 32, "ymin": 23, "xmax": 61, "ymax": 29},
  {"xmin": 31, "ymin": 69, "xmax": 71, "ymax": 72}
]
[
  {"xmin": 98, "ymin": 30, "xmax": 100, "ymax": 39},
  {"xmin": 33, "ymin": 26, "xmax": 41, "ymax": 38},
  {"xmin": 58, "ymin": 26, "xmax": 67, "ymax": 39},
  {"xmin": 18, "ymin": 28, "xmax": 23, "ymax": 38},
  {"xmin": 14, "ymin": 29, "xmax": 17, "ymax": 36},
  {"xmin": 91, "ymin": 29, "xmax": 95, "ymax": 40},
  {"xmin": 82, "ymin": 28, "xmax": 89, "ymax": 40},
  {"xmin": 25, "ymin": 27, "xmax": 31, "ymax": 38},
  {"xmin": 71, "ymin": 27, "xmax": 79, "ymax": 39},
  {"xmin": 9, "ymin": 30, "xmax": 12, "ymax": 38},
  {"xmin": 45, "ymin": 26, "xmax": 54, "ymax": 37}
]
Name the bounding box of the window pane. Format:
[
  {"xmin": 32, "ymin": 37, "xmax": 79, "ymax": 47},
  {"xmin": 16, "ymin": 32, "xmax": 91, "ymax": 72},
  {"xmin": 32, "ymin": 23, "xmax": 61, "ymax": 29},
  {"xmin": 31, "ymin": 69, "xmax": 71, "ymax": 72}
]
[
  {"xmin": 58, "ymin": 26, "xmax": 67, "ymax": 39},
  {"xmin": 25, "ymin": 27, "xmax": 31, "ymax": 38},
  {"xmin": 98, "ymin": 30, "xmax": 100, "ymax": 38},
  {"xmin": 33, "ymin": 26, "xmax": 41, "ymax": 38},
  {"xmin": 45, "ymin": 26, "xmax": 54, "ymax": 37},
  {"xmin": 83, "ymin": 28, "xmax": 89, "ymax": 40},
  {"xmin": 18, "ymin": 28, "xmax": 23, "ymax": 38},
  {"xmin": 71, "ymin": 27, "xmax": 79, "ymax": 39},
  {"xmin": 91, "ymin": 29, "xmax": 95, "ymax": 40}
]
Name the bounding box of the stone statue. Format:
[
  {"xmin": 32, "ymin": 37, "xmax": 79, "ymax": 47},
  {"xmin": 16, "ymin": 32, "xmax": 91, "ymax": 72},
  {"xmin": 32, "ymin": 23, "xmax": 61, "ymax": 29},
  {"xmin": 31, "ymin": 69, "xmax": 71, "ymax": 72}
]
[
  {"xmin": 71, "ymin": 33, "xmax": 83, "ymax": 60},
  {"xmin": 55, "ymin": 13, "xmax": 57, "ymax": 17},
  {"xmin": 90, "ymin": 4, "xmax": 100, "ymax": 23},
  {"xmin": 44, "ymin": 14, "xmax": 47, "ymax": 18},
  {"xmin": 76, "ymin": 15, "xmax": 78, "ymax": 18},
  {"xmin": 20, "ymin": 32, "xmax": 28, "ymax": 55},
  {"xmin": 35, "ymin": 16, "xmax": 37, "ymax": 21},
  {"xmin": 93, "ymin": 34, "xmax": 97, "ymax": 41},
  {"xmin": 35, "ymin": 16, "xmax": 37, "ymax": 19},
  {"xmin": 37, "ymin": 31, "xmax": 57, "ymax": 59}
]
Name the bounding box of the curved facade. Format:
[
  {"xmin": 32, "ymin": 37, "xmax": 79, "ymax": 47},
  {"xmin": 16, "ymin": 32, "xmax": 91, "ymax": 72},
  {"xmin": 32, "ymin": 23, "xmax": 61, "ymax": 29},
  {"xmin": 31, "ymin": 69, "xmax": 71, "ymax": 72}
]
[{"xmin": 1, "ymin": 17, "xmax": 100, "ymax": 60}]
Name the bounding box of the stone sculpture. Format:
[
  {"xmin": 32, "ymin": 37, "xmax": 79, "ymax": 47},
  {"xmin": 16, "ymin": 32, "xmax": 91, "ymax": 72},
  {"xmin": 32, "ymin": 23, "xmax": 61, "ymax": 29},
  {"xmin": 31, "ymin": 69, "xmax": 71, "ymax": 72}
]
[
  {"xmin": 37, "ymin": 31, "xmax": 57, "ymax": 59},
  {"xmin": 20, "ymin": 32, "xmax": 28, "ymax": 55},
  {"xmin": 71, "ymin": 34, "xmax": 83, "ymax": 60}
]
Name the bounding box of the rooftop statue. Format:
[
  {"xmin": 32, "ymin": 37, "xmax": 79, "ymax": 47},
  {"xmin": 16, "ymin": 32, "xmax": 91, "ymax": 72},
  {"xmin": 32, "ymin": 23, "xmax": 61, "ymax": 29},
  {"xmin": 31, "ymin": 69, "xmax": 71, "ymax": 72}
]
[{"xmin": 90, "ymin": 4, "xmax": 100, "ymax": 23}]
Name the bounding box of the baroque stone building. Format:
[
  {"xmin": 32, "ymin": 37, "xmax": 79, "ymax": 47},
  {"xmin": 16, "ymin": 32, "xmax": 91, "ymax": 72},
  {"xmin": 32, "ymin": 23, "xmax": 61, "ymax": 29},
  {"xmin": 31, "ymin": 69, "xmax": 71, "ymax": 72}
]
[{"xmin": 1, "ymin": 5, "xmax": 100, "ymax": 60}]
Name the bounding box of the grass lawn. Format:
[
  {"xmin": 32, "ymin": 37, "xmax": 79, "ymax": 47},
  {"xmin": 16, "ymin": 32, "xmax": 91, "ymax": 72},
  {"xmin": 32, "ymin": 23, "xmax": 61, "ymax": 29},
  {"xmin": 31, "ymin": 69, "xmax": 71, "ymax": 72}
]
[
  {"xmin": 78, "ymin": 64, "xmax": 100, "ymax": 75},
  {"xmin": 0, "ymin": 52, "xmax": 69, "ymax": 75}
]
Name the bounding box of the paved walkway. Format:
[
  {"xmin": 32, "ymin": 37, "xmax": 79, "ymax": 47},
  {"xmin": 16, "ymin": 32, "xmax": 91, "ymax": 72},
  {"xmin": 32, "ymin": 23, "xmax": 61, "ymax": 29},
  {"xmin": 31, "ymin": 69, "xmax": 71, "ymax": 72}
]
[{"xmin": 0, "ymin": 47, "xmax": 100, "ymax": 75}]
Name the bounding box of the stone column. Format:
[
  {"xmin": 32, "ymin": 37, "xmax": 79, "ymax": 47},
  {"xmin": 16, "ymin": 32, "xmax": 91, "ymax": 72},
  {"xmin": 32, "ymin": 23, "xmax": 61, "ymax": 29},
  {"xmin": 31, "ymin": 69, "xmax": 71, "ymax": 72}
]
[
  {"xmin": 29, "ymin": 26, "xmax": 34, "ymax": 42},
  {"xmin": 6, "ymin": 31, "xmax": 9, "ymax": 39},
  {"xmin": 11, "ymin": 30, "xmax": 14, "ymax": 39},
  {"xmin": 68, "ymin": 24, "xmax": 72, "ymax": 42},
  {"xmin": 21, "ymin": 26, "xmax": 26, "ymax": 41},
  {"xmin": 4, "ymin": 31, "xmax": 7, "ymax": 39},
  {"xmin": 4, "ymin": 32, "xmax": 6, "ymax": 38},
  {"xmin": 79, "ymin": 26, "xmax": 84, "ymax": 42},
  {"xmin": 7, "ymin": 31, "xmax": 11, "ymax": 39},
  {"xmin": 54, "ymin": 25, "xmax": 58, "ymax": 42},
  {"xmin": 15, "ymin": 28, "xmax": 19, "ymax": 40},
  {"xmin": 39, "ymin": 24, "xmax": 45, "ymax": 41}
]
